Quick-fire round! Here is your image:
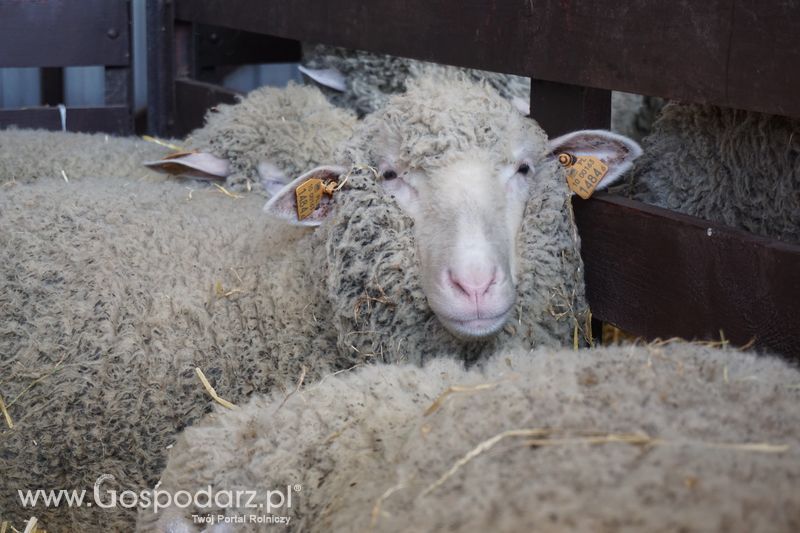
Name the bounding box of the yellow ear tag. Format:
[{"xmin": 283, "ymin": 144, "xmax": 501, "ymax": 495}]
[
  {"xmin": 558, "ymin": 153, "xmax": 609, "ymax": 199},
  {"xmin": 295, "ymin": 178, "xmax": 339, "ymax": 220},
  {"xmin": 295, "ymin": 178, "xmax": 324, "ymax": 220}
]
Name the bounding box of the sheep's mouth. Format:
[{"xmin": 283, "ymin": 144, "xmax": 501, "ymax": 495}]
[{"xmin": 438, "ymin": 309, "xmax": 512, "ymax": 340}]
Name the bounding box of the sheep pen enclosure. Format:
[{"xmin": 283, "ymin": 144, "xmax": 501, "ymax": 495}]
[
  {"xmin": 147, "ymin": 0, "xmax": 800, "ymax": 358},
  {"xmin": 1, "ymin": 0, "xmax": 799, "ymax": 532}
]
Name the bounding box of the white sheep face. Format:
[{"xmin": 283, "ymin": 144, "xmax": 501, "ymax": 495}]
[{"xmin": 379, "ymin": 148, "xmax": 534, "ymax": 339}]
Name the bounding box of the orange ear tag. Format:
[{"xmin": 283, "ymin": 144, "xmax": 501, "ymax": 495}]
[
  {"xmin": 295, "ymin": 179, "xmax": 339, "ymax": 220},
  {"xmin": 558, "ymin": 153, "xmax": 609, "ymax": 199},
  {"xmin": 295, "ymin": 179, "xmax": 324, "ymax": 220}
]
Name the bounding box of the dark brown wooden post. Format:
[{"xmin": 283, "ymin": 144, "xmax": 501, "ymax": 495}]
[
  {"xmin": 40, "ymin": 68, "xmax": 64, "ymax": 106},
  {"xmin": 529, "ymin": 79, "xmax": 612, "ymax": 343},
  {"xmin": 529, "ymin": 80, "xmax": 612, "ymax": 137},
  {"xmin": 146, "ymin": 0, "xmax": 176, "ymax": 136}
]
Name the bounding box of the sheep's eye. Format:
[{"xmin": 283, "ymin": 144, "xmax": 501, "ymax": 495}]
[
  {"xmin": 517, "ymin": 163, "xmax": 530, "ymax": 175},
  {"xmin": 382, "ymin": 170, "xmax": 398, "ymax": 180}
]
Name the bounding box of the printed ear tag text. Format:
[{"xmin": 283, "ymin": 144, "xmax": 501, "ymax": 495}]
[
  {"xmin": 558, "ymin": 153, "xmax": 608, "ymax": 199},
  {"xmin": 295, "ymin": 178, "xmax": 338, "ymax": 220}
]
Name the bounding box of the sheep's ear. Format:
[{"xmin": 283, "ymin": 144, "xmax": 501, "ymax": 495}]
[
  {"xmin": 257, "ymin": 161, "xmax": 290, "ymax": 197},
  {"xmin": 547, "ymin": 130, "xmax": 642, "ymax": 191},
  {"xmin": 511, "ymin": 96, "xmax": 530, "ymax": 116},
  {"xmin": 263, "ymin": 165, "xmax": 346, "ymax": 227},
  {"xmin": 144, "ymin": 151, "xmax": 230, "ymax": 180},
  {"xmin": 298, "ymin": 65, "xmax": 347, "ymax": 92}
]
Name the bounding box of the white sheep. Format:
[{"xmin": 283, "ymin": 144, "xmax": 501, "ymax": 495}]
[
  {"xmin": 0, "ymin": 75, "xmax": 640, "ymax": 531},
  {"xmin": 140, "ymin": 341, "xmax": 800, "ymax": 532}
]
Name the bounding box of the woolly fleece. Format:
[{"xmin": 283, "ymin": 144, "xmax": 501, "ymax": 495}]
[
  {"xmin": 142, "ymin": 342, "xmax": 800, "ymax": 532},
  {"xmin": 301, "ymin": 43, "xmax": 531, "ymax": 117},
  {"xmin": 629, "ymin": 102, "xmax": 800, "ymax": 243},
  {"xmin": 1, "ymin": 78, "xmax": 587, "ymax": 530},
  {"xmin": 0, "ymin": 83, "xmax": 355, "ymax": 193},
  {"xmin": 0, "ymin": 128, "xmax": 168, "ymax": 185},
  {"xmin": 0, "ymin": 173, "xmax": 342, "ymax": 531},
  {"xmin": 187, "ymin": 83, "xmax": 357, "ymax": 190}
]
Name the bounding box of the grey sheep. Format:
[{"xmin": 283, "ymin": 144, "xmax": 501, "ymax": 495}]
[
  {"xmin": 141, "ymin": 341, "xmax": 800, "ymax": 532},
  {"xmin": 628, "ymin": 102, "xmax": 800, "ymax": 244},
  {"xmin": 0, "ymin": 76, "xmax": 640, "ymax": 530}
]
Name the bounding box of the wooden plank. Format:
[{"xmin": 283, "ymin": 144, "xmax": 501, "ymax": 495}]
[
  {"xmin": 0, "ymin": 0, "xmax": 131, "ymax": 67},
  {"xmin": 40, "ymin": 68, "xmax": 64, "ymax": 106},
  {"xmin": 174, "ymin": 0, "xmax": 800, "ymax": 119},
  {"xmin": 530, "ymin": 80, "xmax": 611, "ymax": 137},
  {"xmin": 146, "ymin": 0, "xmax": 175, "ymax": 136},
  {"xmin": 573, "ymin": 194, "xmax": 800, "ymax": 360},
  {"xmin": 196, "ymin": 26, "xmax": 301, "ymax": 68},
  {"xmin": 173, "ymin": 78, "xmax": 240, "ymax": 137},
  {"xmin": 0, "ymin": 106, "xmax": 132, "ymax": 135}
]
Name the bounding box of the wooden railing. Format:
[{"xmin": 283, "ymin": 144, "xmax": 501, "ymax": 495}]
[{"xmin": 146, "ymin": 0, "xmax": 800, "ymax": 359}]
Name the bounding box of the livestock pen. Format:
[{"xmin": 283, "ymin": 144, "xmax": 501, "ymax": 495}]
[{"xmin": 147, "ymin": 0, "xmax": 800, "ymax": 359}]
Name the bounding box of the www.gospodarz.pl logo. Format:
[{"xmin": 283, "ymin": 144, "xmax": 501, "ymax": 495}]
[{"xmin": 18, "ymin": 474, "xmax": 299, "ymax": 524}]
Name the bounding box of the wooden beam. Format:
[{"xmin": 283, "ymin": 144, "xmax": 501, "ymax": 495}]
[
  {"xmin": 196, "ymin": 26, "xmax": 301, "ymax": 68},
  {"xmin": 173, "ymin": 0, "xmax": 800, "ymax": 119},
  {"xmin": 0, "ymin": 106, "xmax": 133, "ymax": 135},
  {"xmin": 573, "ymin": 194, "xmax": 800, "ymax": 360},
  {"xmin": 146, "ymin": 0, "xmax": 175, "ymax": 136},
  {"xmin": 0, "ymin": 0, "xmax": 131, "ymax": 67},
  {"xmin": 173, "ymin": 77, "xmax": 240, "ymax": 137},
  {"xmin": 530, "ymin": 80, "xmax": 611, "ymax": 137}
]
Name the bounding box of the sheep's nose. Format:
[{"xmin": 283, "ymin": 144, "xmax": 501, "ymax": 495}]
[{"xmin": 447, "ymin": 266, "xmax": 498, "ymax": 301}]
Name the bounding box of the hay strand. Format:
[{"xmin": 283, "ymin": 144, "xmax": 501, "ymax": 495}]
[
  {"xmin": 421, "ymin": 429, "xmax": 552, "ymax": 496},
  {"xmin": 21, "ymin": 517, "xmax": 37, "ymax": 533},
  {"xmin": 424, "ymin": 383, "xmax": 501, "ymax": 416},
  {"xmin": 274, "ymin": 366, "xmax": 307, "ymax": 414},
  {"xmin": 194, "ymin": 368, "xmax": 236, "ymax": 410},
  {"xmin": 141, "ymin": 135, "xmax": 184, "ymax": 151},
  {"xmin": 7, "ymin": 355, "xmax": 67, "ymax": 410},
  {"xmin": 213, "ymin": 184, "xmax": 242, "ymax": 199},
  {"xmin": 0, "ymin": 394, "xmax": 13, "ymax": 430},
  {"xmin": 369, "ymin": 482, "xmax": 405, "ymax": 530},
  {"xmin": 422, "ymin": 427, "xmax": 790, "ymax": 496}
]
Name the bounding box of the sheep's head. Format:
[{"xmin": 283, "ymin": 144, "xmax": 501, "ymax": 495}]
[{"xmin": 266, "ymin": 77, "xmax": 641, "ymax": 341}]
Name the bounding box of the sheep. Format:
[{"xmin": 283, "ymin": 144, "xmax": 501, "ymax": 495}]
[
  {"xmin": 184, "ymin": 83, "xmax": 357, "ymax": 192},
  {"xmin": 300, "ymin": 43, "xmax": 531, "ymax": 117},
  {"xmin": 140, "ymin": 340, "xmax": 800, "ymax": 532},
  {"xmin": 0, "ymin": 75, "xmax": 641, "ymax": 531},
  {"xmin": 301, "ymin": 43, "xmax": 665, "ymax": 139},
  {"xmin": 0, "ymin": 128, "xmax": 167, "ymax": 185},
  {"xmin": 0, "ymin": 83, "xmax": 357, "ymax": 193},
  {"xmin": 627, "ymin": 102, "xmax": 800, "ymax": 244}
]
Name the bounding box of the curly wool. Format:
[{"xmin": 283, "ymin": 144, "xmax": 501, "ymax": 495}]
[
  {"xmin": 0, "ymin": 174, "xmax": 360, "ymax": 531},
  {"xmin": 188, "ymin": 83, "xmax": 357, "ymax": 189},
  {"xmin": 611, "ymin": 92, "xmax": 666, "ymax": 142},
  {"xmin": 141, "ymin": 342, "xmax": 800, "ymax": 532},
  {"xmin": 1, "ymin": 78, "xmax": 585, "ymax": 530},
  {"xmin": 0, "ymin": 128, "xmax": 168, "ymax": 185},
  {"xmin": 316, "ymin": 76, "xmax": 587, "ymax": 364},
  {"xmin": 629, "ymin": 102, "xmax": 800, "ymax": 243},
  {"xmin": 302, "ymin": 43, "xmax": 531, "ymax": 117}
]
